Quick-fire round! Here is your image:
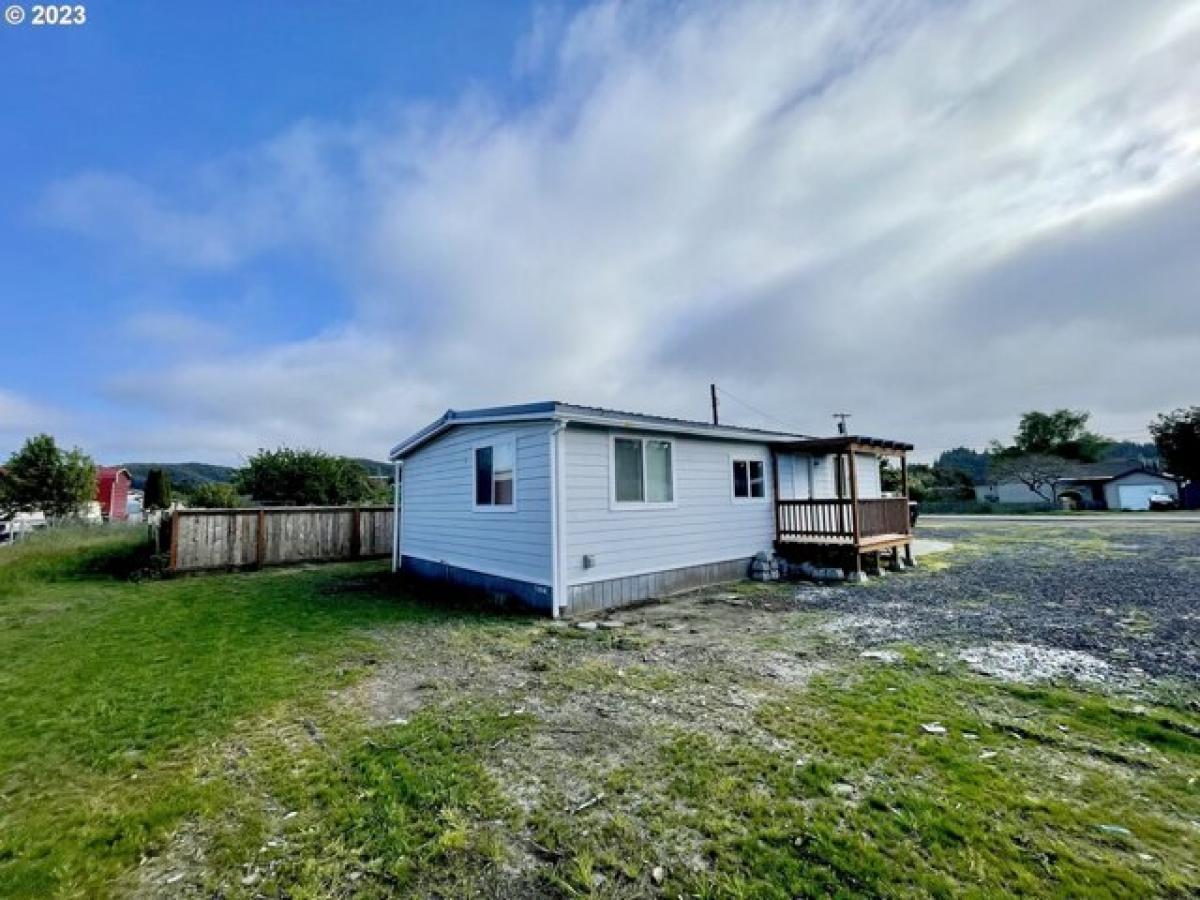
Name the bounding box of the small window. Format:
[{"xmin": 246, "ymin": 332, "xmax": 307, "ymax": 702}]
[
  {"xmin": 474, "ymin": 440, "xmax": 515, "ymax": 509},
  {"xmin": 613, "ymin": 436, "xmax": 674, "ymax": 505},
  {"xmin": 732, "ymin": 459, "xmax": 765, "ymax": 500}
]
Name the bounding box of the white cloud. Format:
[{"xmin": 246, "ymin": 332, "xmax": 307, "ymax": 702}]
[
  {"xmin": 123, "ymin": 310, "xmax": 232, "ymax": 347},
  {"xmin": 0, "ymin": 389, "xmax": 52, "ymax": 430},
  {"xmin": 41, "ymin": 0, "xmax": 1200, "ymax": 460},
  {"xmin": 0, "ymin": 390, "xmax": 62, "ymax": 457}
]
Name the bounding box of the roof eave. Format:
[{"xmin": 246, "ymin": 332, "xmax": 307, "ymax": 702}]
[
  {"xmin": 389, "ymin": 408, "xmax": 561, "ymax": 460},
  {"xmin": 389, "ymin": 402, "xmax": 821, "ymax": 460}
]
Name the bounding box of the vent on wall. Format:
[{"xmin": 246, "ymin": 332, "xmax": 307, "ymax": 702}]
[{"xmin": 582, "ymin": 554, "xmax": 596, "ymax": 569}]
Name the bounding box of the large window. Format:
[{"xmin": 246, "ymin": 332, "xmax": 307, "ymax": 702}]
[
  {"xmin": 613, "ymin": 436, "xmax": 673, "ymax": 505},
  {"xmin": 732, "ymin": 458, "xmax": 766, "ymax": 500},
  {"xmin": 474, "ymin": 440, "xmax": 515, "ymax": 509}
]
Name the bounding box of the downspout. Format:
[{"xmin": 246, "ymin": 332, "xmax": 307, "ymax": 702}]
[
  {"xmin": 391, "ymin": 460, "xmax": 402, "ymax": 573},
  {"xmin": 548, "ymin": 421, "xmax": 567, "ymax": 618}
]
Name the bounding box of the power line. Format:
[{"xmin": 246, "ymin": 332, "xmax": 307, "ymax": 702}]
[{"xmin": 712, "ymin": 386, "xmax": 808, "ymax": 433}]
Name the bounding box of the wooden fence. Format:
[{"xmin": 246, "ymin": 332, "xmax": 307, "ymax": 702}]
[{"xmin": 166, "ymin": 506, "xmax": 394, "ymax": 573}]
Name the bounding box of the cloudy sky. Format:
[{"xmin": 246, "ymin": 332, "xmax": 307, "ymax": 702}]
[{"xmin": 2, "ymin": 0, "xmax": 1198, "ymax": 464}]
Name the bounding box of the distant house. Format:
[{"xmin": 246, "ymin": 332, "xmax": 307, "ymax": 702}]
[
  {"xmin": 389, "ymin": 402, "xmax": 914, "ymax": 617},
  {"xmin": 96, "ymin": 467, "xmax": 133, "ymax": 521},
  {"xmin": 976, "ymin": 461, "xmax": 1179, "ymax": 510}
]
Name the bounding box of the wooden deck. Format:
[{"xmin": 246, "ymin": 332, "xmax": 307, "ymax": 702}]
[{"xmin": 776, "ymin": 497, "xmax": 910, "ymax": 546}]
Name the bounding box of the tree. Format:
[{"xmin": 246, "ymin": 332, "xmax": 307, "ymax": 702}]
[
  {"xmin": 884, "ymin": 461, "xmax": 975, "ymax": 503},
  {"xmin": 1150, "ymin": 406, "xmax": 1200, "ymax": 482},
  {"xmin": 1008, "ymin": 409, "xmax": 1110, "ymax": 462},
  {"xmin": 1102, "ymin": 440, "xmax": 1159, "ymax": 466},
  {"xmin": 934, "ymin": 447, "xmax": 989, "ymax": 484},
  {"xmin": 0, "ymin": 434, "xmax": 96, "ymax": 519},
  {"xmin": 235, "ymin": 448, "xmax": 375, "ymax": 506},
  {"xmin": 988, "ymin": 453, "xmax": 1071, "ymax": 503},
  {"xmin": 143, "ymin": 468, "xmax": 173, "ymax": 510},
  {"xmin": 186, "ymin": 482, "xmax": 242, "ymax": 508}
]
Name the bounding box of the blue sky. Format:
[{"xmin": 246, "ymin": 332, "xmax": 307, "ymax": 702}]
[
  {"xmin": 2, "ymin": 1, "xmax": 1198, "ymax": 464},
  {"xmin": 1, "ymin": 0, "xmax": 538, "ymax": 458}
]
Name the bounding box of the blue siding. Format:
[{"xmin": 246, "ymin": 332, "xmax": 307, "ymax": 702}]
[
  {"xmin": 561, "ymin": 426, "xmax": 776, "ymax": 588},
  {"xmin": 400, "ymin": 421, "xmax": 553, "ymax": 586}
]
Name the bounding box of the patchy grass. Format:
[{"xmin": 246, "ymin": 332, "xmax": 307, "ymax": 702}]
[
  {"xmin": 187, "ymin": 704, "xmax": 536, "ymax": 898},
  {"xmin": 3, "ymin": 525, "xmax": 1199, "ymax": 897},
  {"xmin": 0, "ymin": 528, "xmax": 522, "ymax": 898},
  {"xmin": 526, "ymin": 662, "xmax": 1200, "ymax": 897}
]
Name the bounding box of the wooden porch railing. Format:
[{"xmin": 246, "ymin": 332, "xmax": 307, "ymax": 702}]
[
  {"xmin": 857, "ymin": 498, "xmax": 911, "ymax": 538},
  {"xmin": 776, "ymin": 498, "xmax": 909, "ymax": 544}
]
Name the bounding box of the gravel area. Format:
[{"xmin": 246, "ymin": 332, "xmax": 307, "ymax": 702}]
[{"xmin": 795, "ymin": 520, "xmax": 1200, "ymax": 682}]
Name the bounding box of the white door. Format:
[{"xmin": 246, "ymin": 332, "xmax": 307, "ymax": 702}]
[{"xmin": 1116, "ymin": 485, "xmax": 1160, "ymax": 511}]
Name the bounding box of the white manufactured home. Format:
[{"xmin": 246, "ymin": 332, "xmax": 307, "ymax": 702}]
[{"xmin": 389, "ymin": 402, "xmax": 913, "ymax": 617}]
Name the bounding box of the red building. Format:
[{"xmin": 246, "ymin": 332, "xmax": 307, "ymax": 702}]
[{"xmin": 96, "ymin": 467, "xmax": 132, "ymax": 521}]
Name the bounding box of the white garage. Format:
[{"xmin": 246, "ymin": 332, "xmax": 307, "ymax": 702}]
[{"xmin": 1103, "ymin": 471, "xmax": 1179, "ymax": 511}]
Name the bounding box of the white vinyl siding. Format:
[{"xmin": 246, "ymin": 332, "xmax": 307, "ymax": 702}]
[
  {"xmin": 562, "ymin": 427, "xmax": 775, "ymax": 585},
  {"xmin": 777, "ymin": 452, "xmax": 882, "ymax": 500},
  {"xmin": 854, "ymin": 453, "xmax": 882, "ymax": 498},
  {"xmin": 400, "ymin": 422, "xmax": 553, "ymax": 584}
]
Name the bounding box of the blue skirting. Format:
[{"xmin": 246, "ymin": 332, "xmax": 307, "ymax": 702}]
[{"xmin": 400, "ymin": 556, "xmax": 553, "ymax": 614}]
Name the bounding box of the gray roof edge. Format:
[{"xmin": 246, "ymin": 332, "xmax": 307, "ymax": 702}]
[{"xmin": 389, "ymin": 400, "xmax": 812, "ymax": 460}]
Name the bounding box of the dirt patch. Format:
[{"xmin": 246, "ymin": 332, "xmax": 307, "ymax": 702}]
[{"xmin": 958, "ymin": 642, "xmax": 1116, "ymax": 685}]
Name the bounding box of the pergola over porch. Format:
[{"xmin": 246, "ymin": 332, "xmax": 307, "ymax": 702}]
[{"xmin": 770, "ymin": 434, "xmax": 915, "ymax": 574}]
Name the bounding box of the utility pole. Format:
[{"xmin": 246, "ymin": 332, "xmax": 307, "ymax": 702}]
[
  {"xmin": 710, "ymin": 383, "xmax": 719, "ymax": 426},
  {"xmin": 833, "ymin": 412, "xmax": 851, "ymax": 435}
]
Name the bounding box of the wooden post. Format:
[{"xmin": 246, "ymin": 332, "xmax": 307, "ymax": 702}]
[
  {"xmin": 848, "ymin": 445, "xmax": 861, "ymax": 548},
  {"xmin": 835, "ymin": 453, "xmax": 845, "ymax": 534},
  {"xmin": 168, "ymin": 511, "xmax": 179, "ymax": 572},
  {"xmin": 350, "ymin": 506, "xmax": 362, "ymax": 559},
  {"xmin": 710, "ymin": 383, "xmax": 719, "ymax": 426},
  {"xmin": 770, "ymin": 448, "xmax": 780, "ymax": 542},
  {"xmin": 903, "ymin": 453, "xmax": 915, "ymax": 566},
  {"xmin": 255, "ymin": 509, "xmax": 267, "ymax": 569}
]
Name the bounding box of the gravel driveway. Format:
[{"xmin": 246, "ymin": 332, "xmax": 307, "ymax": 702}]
[{"xmin": 797, "ymin": 519, "xmax": 1200, "ymax": 682}]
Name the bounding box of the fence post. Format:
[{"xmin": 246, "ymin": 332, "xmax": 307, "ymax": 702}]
[
  {"xmin": 350, "ymin": 506, "xmax": 362, "ymax": 559},
  {"xmin": 168, "ymin": 512, "xmax": 179, "ymax": 571},
  {"xmin": 256, "ymin": 509, "xmax": 267, "ymax": 568}
]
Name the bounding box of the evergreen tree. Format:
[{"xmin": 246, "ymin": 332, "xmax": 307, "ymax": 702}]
[{"xmin": 143, "ymin": 468, "xmax": 173, "ymax": 510}]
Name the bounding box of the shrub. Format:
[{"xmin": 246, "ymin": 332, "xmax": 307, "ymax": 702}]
[
  {"xmin": 186, "ymin": 483, "xmax": 243, "ymax": 509},
  {"xmin": 235, "ymin": 448, "xmax": 376, "ymax": 506}
]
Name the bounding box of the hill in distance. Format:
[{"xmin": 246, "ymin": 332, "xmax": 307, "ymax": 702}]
[{"xmin": 122, "ymin": 463, "xmax": 237, "ymax": 491}]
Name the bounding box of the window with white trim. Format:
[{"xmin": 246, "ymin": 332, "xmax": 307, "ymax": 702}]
[
  {"xmin": 613, "ymin": 436, "xmax": 673, "ymax": 504},
  {"xmin": 732, "ymin": 458, "xmax": 765, "ymax": 500},
  {"xmin": 474, "ymin": 440, "xmax": 515, "ymax": 508}
]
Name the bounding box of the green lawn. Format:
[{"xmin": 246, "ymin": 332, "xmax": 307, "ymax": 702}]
[
  {"xmin": 0, "ymin": 529, "xmax": 521, "ymax": 897},
  {"xmin": 1, "ymin": 529, "xmax": 1197, "ymax": 898}
]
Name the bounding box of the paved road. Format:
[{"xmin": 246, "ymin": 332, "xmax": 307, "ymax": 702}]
[{"xmin": 922, "ymin": 513, "xmax": 1200, "ymax": 525}]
